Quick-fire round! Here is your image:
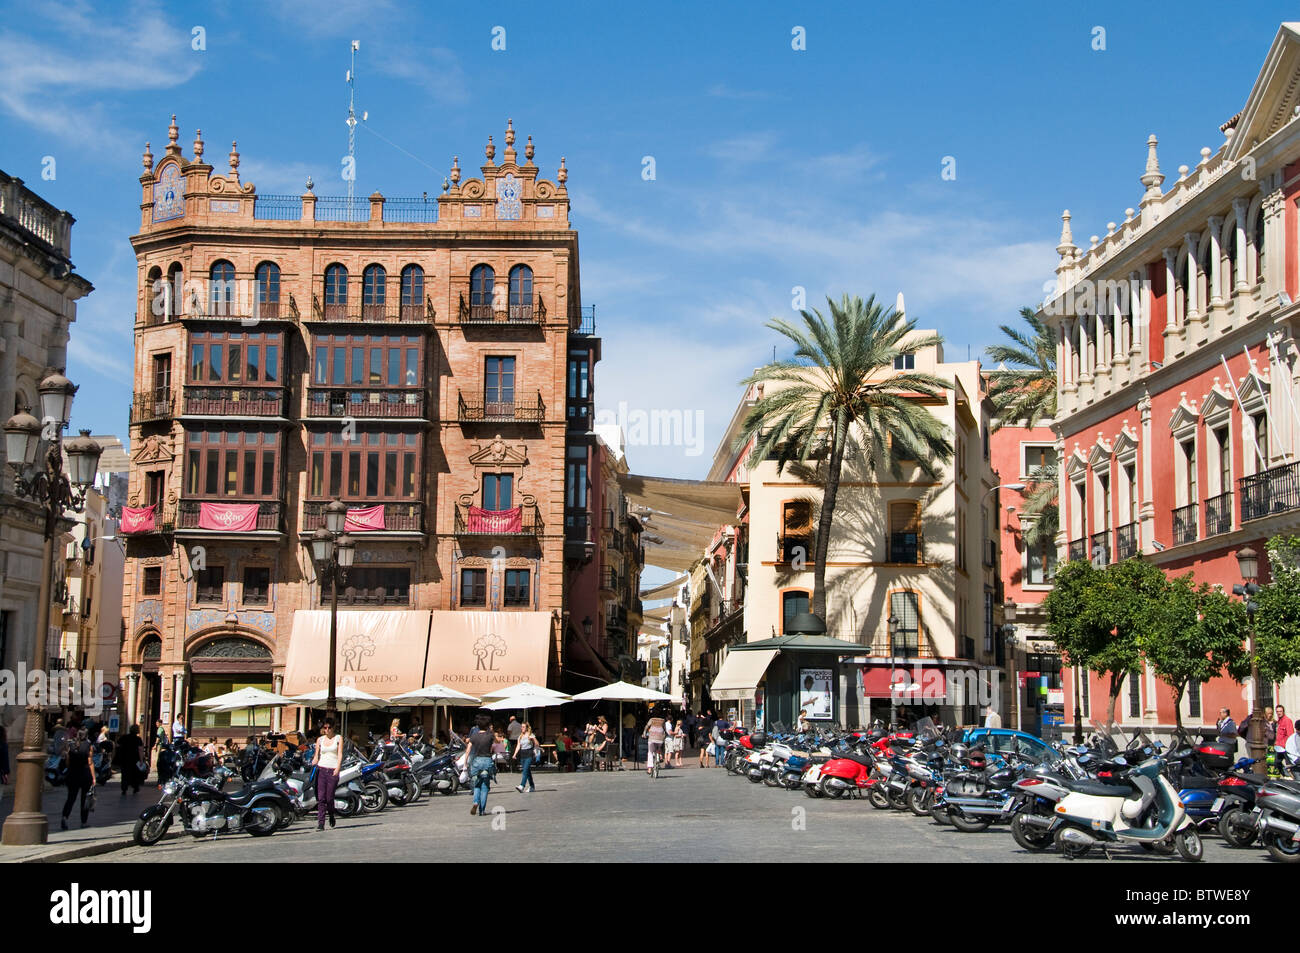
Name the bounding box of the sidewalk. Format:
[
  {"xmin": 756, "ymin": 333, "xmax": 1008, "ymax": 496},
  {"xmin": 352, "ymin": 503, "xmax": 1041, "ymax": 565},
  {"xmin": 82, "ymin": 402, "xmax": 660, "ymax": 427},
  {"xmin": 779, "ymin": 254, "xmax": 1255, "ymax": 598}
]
[{"xmin": 0, "ymin": 780, "xmax": 168, "ymax": 863}]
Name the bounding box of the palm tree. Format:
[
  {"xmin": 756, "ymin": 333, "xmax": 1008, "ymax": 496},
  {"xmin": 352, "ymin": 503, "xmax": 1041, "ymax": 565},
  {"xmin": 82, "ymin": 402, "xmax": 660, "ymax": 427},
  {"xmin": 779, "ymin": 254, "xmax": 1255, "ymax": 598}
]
[
  {"xmin": 740, "ymin": 294, "xmax": 954, "ymax": 620},
  {"xmin": 985, "ymin": 306, "xmax": 1057, "ymax": 547}
]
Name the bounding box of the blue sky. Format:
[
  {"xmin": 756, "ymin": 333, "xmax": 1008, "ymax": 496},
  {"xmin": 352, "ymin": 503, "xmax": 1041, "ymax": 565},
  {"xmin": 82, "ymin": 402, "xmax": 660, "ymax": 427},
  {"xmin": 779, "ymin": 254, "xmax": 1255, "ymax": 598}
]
[{"xmin": 2, "ymin": 0, "xmax": 1295, "ymax": 492}]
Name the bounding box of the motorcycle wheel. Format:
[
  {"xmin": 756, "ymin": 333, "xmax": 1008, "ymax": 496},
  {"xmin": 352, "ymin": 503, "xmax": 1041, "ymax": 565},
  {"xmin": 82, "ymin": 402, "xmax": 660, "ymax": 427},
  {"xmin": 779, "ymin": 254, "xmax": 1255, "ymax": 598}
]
[
  {"xmin": 1218, "ymin": 808, "xmax": 1258, "ymax": 848},
  {"xmin": 1264, "ymin": 831, "xmax": 1300, "ymax": 863},
  {"xmin": 804, "ymin": 783, "xmax": 822, "ymax": 799},
  {"xmin": 1053, "ymin": 826, "xmax": 1091, "ymax": 859},
  {"xmin": 361, "ymin": 780, "xmax": 389, "ymax": 813},
  {"xmin": 949, "ymin": 810, "xmax": 992, "ymax": 833},
  {"xmin": 245, "ymin": 802, "xmax": 282, "ymax": 837},
  {"xmin": 885, "ymin": 785, "xmax": 910, "ymax": 811},
  {"xmin": 819, "ymin": 777, "xmax": 848, "ymax": 799},
  {"xmin": 1010, "ymin": 814, "xmax": 1053, "ymax": 851},
  {"xmin": 746, "ymin": 769, "xmax": 764, "ymax": 784},
  {"xmin": 907, "ymin": 786, "xmax": 930, "ymax": 818},
  {"xmin": 868, "ymin": 786, "xmax": 892, "ymax": 811},
  {"xmin": 132, "ymin": 809, "xmax": 171, "ymax": 847},
  {"xmin": 436, "ymin": 773, "xmax": 459, "ymax": 796},
  {"xmin": 930, "ymin": 802, "xmax": 952, "ymax": 825},
  {"xmin": 335, "ymin": 792, "xmax": 362, "ymax": 817},
  {"xmin": 1174, "ymin": 827, "xmax": 1204, "ymax": 862},
  {"xmin": 404, "ymin": 775, "xmax": 422, "ymax": 803},
  {"xmin": 763, "ymin": 770, "xmax": 782, "ymax": 788}
]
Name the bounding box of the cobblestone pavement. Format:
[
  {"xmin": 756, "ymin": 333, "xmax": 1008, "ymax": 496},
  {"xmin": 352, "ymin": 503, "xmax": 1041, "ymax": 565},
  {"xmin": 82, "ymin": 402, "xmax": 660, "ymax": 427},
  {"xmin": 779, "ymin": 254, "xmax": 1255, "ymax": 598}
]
[{"xmin": 70, "ymin": 761, "xmax": 1262, "ymax": 864}]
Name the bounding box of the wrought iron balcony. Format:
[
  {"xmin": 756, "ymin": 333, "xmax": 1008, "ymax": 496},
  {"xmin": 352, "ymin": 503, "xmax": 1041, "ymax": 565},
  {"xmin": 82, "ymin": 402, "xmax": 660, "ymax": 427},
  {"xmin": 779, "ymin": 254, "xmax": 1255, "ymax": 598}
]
[
  {"xmin": 1090, "ymin": 529, "xmax": 1111, "ymax": 565},
  {"xmin": 778, "ymin": 533, "xmax": 814, "ymax": 564},
  {"xmin": 130, "ymin": 388, "xmax": 174, "ymax": 424},
  {"xmin": 1240, "ymin": 460, "xmax": 1300, "ymax": 522},
  {"xmin": 301, "ymin": 500, "xmax": 425, "ymax": 534},
  {"xmin": 600, "ymin": 568, "xmax": 621, "ymax": 593},
  {"xmin": 1116, "ymin": 522, "xmax": 1138, "ymax": 560},
  {"xmin": 571, "ymin": 305, "xmax": 597, "ymax": 336},
  {"xmin": 177, "ymin": 500, "xmax": 283, "ymax": 533},
  {"xmin": 887, "ymin": 532, "xmax": 924, "ymax": 565},
  {"xmin": 310, "ymin": 295, "xmax": 433, "ymax": 324},
  {"xmin": 1205, "ymin": 491, "xmax": 1234, "ymax": 536},
  {"xmin": 458, "ymin": 294, "xmax": 546, "ymax": 326},
  {"xmin": 182, "ymin": 301, "xmax": 293, "ymax": 324},
  {"xmin": 1068, "ymin": 537, "xmax": 1087, "ymax": 562},
  {"xmin": 1172, "ymin": 503, "xmax": 1199, "ymax": 546},
  {"xmin": 864, "ymin": 634, "xmax": 935, "ymax": 658},
  {"xmin": 453, "ymin": 501, "xmax": 542, "ymax": 536},
  {"xmin": 183, "ymin": 385, "xmax": 284, "ymax": 417},
  {"xmin": 306, "ymin": 387, "xmax": 426, "ymax": 419},
  {"xmin": 457, "ymin": 391, "xmax": 545, "ymax": 424}
]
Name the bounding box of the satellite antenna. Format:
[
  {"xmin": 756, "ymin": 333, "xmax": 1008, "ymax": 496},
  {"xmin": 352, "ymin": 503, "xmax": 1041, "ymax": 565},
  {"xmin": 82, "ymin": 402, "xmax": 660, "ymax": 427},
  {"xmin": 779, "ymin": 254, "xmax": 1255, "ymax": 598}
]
[{"xmin": 346, "ymin": 40, "xmax": 360, "ymax": 220}]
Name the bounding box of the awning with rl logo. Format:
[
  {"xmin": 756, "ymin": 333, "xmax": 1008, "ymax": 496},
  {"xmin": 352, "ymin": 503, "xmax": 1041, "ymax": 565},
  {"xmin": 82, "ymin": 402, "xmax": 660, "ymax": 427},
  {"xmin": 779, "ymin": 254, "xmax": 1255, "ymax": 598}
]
[{"xmin": 283, "ymin": 610, "xmax": 553, "ymax": 698}]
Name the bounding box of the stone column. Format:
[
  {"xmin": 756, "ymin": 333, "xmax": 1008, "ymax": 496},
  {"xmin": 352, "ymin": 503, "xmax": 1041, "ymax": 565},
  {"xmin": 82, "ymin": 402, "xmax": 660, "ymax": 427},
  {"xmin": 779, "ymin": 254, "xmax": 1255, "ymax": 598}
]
[
  {"xmin": 1232, "ymin": 198, "xmax": 1249, "ymax": 293},
  {"xmin": 1263, "ymin": 187, "xmax": 1285, "ymax": 294},
  {"xmin": 1163, "ymin": 248, "xmax": 1183, "ymax": 358},
  {"xmin": 173, "ymin": 671, "xmax": 185, "ymax": 731},
  {"xmin": 1129, "ymin": 271, "xmax": 1145, "ymax": 366},
  {"xmin": 126, "ymin": 672, "xmax": 139, "ymax": 728},
  {"xmin": 1207, "ymin": 215, "xmax": 1224, "ymax": 311},
  {"xmin": 273, "ymin": 674, "xmax": 284, "ymax": 731},
  {"xmin": 1139, "ymin": 394, "xmax": 1156, "ymax": 552}
]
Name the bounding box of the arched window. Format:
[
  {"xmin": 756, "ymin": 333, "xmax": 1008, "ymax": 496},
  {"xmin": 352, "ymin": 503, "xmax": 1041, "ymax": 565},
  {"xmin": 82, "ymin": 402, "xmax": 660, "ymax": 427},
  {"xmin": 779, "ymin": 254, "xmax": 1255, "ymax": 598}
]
[
  {"xmin": 470, "ymin": 264, "xmax": 494, "ymax": 320},
  {"xmin": 1254, "ymin": 208, "xmax": 1266, "ymax": 285},
  {"xmin": 781, "ymin": 589, "xmax": 811, "ymax": 636},
  {"xmin": 508, "ymin": 264, "xmax": 534, "ymax": 321},
  {"xmin": 1225, "ymin": 227, "xmax": 1238, "ymax": 293},
  {"xmin": 324, "ymin": 264, "xmax": 348, "ymax": 318},
  {"xmin": 362, "ymin": 264, "xmax": 386, "ymax": 315},
  {"xmin": 166, "ymin": 262, "xmax": 184, "ymax": 319},
  {"xmin": 255, "ymin": 262, "xmax": 280, "ymax": 318},
  {"xmin": 146, "ymin": 266, "xmax": 163, "ymax": 326},
  {"xmin": 400, "ymin": 264, "xmax": 423, "ymax": 318},
  {"xmin": 209, "ymin": 260, "xmax": 235, "ymax": 316}
]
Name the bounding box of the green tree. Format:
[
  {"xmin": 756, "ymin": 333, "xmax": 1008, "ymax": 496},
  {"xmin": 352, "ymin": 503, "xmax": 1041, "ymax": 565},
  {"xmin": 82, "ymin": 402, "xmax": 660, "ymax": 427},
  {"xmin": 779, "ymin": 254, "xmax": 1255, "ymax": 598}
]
[
  {"xmin": 984, "ymin": 306, "xmax": 1058, "ymax": 547},
  {"xmin": 741, "ymin": 294, "xmax": 954, "ymax": 619},
  {"xmin": 1253, "ymin": 535, "xmax": 1300, "ymax": 685},
  {"xmin": 1044, "ymin": 557, "xmax": 1164, "ymax": 726},
  {"xmin": 1142, "ymin": 574, "xmax": 1248, "ymax": 732}
]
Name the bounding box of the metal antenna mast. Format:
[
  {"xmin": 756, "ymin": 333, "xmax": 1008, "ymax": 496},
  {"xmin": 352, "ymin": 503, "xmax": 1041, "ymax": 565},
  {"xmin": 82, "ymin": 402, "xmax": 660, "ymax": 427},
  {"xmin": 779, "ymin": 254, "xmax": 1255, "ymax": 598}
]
[{"xmin": 347, "ymin": 40, "xmax": 359, "ymax": 220}]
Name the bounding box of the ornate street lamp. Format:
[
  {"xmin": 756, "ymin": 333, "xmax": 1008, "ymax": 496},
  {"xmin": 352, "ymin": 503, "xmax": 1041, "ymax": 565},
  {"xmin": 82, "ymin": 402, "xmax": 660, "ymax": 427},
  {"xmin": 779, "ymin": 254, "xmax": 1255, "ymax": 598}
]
[
  {"xmin": 1001, "ymin": 600, "xmax": 1019, "ymax": 733},
  {"xmin": 1, "ymin": 375, "xmax": 101, "ymax": 846},
  {"xmin": 311, "ymin": 501, "xmax": 355, "ymax": 724},
  {"xmin": 1233, "ymin": 546, "xmax": 1265, "ymax": 765}
]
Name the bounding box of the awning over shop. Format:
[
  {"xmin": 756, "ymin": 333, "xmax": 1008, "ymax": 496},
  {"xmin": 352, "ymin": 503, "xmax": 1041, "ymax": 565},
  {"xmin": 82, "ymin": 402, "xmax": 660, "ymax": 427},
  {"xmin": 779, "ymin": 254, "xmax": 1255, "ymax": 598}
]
[
  {"xmin": 729, "ymin": 634, "xmax": 864, "ymax": 654},
  {"xmin": 862, "ymin": 665, "xmax": 947, "ymax": 699},
  {"xmin": 639, "ymin": 573, "xmax": 689, "ymax": 600},
  {"xmin": 424, "ymin": 610, "xmax": 553, "ymax": 699},
  {"xmin": 619, "ymin": 473, "xmax": 743, "ymax": 572},
  {"xmin": 283, "ymin": 610, "xmax": 432, "ymax": 696},
  {"xmin": 710, "ymin": 648, "xmax": 779, "ymax": 701}
]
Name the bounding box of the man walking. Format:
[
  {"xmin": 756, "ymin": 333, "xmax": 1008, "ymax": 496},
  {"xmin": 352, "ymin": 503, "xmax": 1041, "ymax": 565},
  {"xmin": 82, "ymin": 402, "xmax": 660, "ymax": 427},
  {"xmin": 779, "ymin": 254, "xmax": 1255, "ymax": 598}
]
[
  {"xmin": 506, "ymin": 715, "xmax": 523, "ymax": 761},
  {"xmin": 984, "ymin": 706, "xmax": 1002, "ymax": 730},
  {"xmin": 1276, "ymin": 706, "xmax": 1294, "ymax": 777},
  {"xmin": 1216, "ymin": 708, "xmax": 1238, "ymax": 744}
]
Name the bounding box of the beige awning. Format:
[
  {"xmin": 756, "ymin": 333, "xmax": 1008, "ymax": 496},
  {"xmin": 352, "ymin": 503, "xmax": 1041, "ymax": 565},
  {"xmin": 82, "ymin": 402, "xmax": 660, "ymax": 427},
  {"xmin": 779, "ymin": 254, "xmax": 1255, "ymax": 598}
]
[
  {"xmin": 710, "ymin": 649, "xmax": 778, "ymax": 701},
  {"xmin": 424, "ymin": 611, "xmax": 553, "ymax": 698},
  {"xmin": 620, "ymin": 473, "xmax": 743, "ymax": 572},
  {"xmin": 283, "ymin": 610, "xmax": 432, "ymax": 696},
  {"xmin": 639, "ymin": 573, "xmax": 689, "ymax": 600}
]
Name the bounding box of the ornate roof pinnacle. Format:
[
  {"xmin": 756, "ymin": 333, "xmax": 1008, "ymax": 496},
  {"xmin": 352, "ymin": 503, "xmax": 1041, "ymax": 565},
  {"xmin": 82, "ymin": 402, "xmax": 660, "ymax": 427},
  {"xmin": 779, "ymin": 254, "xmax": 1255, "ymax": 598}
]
[
  {"xmin": 1056, "ymin": 209, "xmax": 1077, "ymax": 258},
  {"xmin": 557, "ymin": 156, "xmax": 567, "ymax": 187},
  {"xmin": 193, "ymin": 128, "xmax": 204, "ymax": 161},
  {"xmin": 228, "ymin": 141, "xmax": 240, "ymax": 179},
  {"xmin": 524, "ymin": 135, "xmax": 535, "ymax": 164},
  {"xmin": 485, "ymin": 136, "xmax": 495, "ymax": 164},
  {"xmin": 168, "ymin": 114, "xmax": 179, "ymax": 147},
  {"xmin": 1140, "ymin": 133, "xmax": 1165, "ymax": 199},
  {"xmin": 505, "ymin": 118, "xmax": 515, "ymax": 146},
  {"xmin": 450, "ymin": 155, "xmax": 461, "ymax": 186},
  {"xmin": 142, "ymin": 141, "xmax": 153, "ymax": 173}
]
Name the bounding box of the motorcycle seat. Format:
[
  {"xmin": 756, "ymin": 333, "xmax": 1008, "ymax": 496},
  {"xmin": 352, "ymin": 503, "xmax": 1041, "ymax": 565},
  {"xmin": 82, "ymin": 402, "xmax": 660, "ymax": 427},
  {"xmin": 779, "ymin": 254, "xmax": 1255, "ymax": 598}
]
[
  {"xmin": 1067, "ymin": 779, "xmax": 1131, "ymax": 797},
  {"xmin": 1181, "ymin": 776, "xmax": 1218, "ymax": 790},
  {"xmin": 839, "ymin": 753, "xmax": 873, "ymax": 766},
  {"xmin": 1239, "ymin": 773, "xmax": 1269, "ymax": 785}
]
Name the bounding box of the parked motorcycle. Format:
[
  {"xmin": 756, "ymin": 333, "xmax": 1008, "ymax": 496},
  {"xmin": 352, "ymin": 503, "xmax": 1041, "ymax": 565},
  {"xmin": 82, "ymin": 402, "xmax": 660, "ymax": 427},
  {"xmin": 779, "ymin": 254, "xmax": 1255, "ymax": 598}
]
[{"xmin": 132, "ymin": 773, "xmax": 297, "ymax": 846}]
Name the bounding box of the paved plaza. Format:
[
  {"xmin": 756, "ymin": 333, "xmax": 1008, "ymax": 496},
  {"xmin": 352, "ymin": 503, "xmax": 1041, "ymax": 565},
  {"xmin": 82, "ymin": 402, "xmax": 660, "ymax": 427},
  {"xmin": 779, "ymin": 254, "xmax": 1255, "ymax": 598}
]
[{"xmin": 28, "ymin": 760, "xmax": 1251, "ymax": 865}]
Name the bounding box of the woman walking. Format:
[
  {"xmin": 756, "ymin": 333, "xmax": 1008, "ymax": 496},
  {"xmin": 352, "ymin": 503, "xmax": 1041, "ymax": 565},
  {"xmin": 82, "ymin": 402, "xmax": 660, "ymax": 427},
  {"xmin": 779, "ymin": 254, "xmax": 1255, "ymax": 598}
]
[
  {"xmin": 116, "ymin": 724, "xmax": 146, "ymax": 796},
  {"xmin": 60, "ymin": 727, "xmax": 96, "ymax": 830},
  {"xmin": 644, "ymin": 714, "xmax": 667, "ymax": 775},
  {"xmin": 515, "ymin": 722, "xmax": 538, "ymax": 793},
  {"xmin": 311, "ymin": 719, "xmax": 342, "ymax": 830},
  {"xmin": 467, "ymin": 713, "xmax": 496, "ymax": 816}
]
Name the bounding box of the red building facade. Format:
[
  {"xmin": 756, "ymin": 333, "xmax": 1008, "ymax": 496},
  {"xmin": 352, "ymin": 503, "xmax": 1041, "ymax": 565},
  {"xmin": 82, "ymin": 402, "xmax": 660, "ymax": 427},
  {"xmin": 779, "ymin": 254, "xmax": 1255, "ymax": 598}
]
[{"xmin": 1046, "ymin": 25, "xmax": 1300, "ymax": 734}]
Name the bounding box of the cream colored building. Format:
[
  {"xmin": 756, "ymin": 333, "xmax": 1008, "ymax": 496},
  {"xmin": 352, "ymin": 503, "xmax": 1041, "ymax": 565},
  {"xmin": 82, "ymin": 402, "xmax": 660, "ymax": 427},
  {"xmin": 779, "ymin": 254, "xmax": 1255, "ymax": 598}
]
[{"xmin": 710, "ymin": 333, "xmax": 1007, "ymax": 729}]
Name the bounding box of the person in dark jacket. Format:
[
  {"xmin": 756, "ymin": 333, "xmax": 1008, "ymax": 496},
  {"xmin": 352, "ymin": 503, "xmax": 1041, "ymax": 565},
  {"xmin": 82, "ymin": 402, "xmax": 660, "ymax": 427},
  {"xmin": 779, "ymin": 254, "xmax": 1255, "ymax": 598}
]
[
  {"xmin": 115, "ymin": 724, "xmax": 146, "ymax": 795},
  {"xmin": 61, "ymin": 727, "xmax": 96, "ymax": 829}
]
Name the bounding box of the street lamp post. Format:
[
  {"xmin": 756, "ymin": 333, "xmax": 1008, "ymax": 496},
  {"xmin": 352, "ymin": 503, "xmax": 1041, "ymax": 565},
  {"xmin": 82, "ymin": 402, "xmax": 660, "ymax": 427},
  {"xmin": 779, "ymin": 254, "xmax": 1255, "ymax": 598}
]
[
  {"xmin": 310, "ymin": 499, "xmax": 355, "ymax": 725},
  {"xmin": 1, "ymin": 373, "xmax": 102, "ymax": 846},
  {"xmin": 1233, "ymin": 547, "xmax": 1266, "ymax": 766},
  {"xmin": 1001, "ymin": 600, "xmax": 1019, "ymax": 733}
]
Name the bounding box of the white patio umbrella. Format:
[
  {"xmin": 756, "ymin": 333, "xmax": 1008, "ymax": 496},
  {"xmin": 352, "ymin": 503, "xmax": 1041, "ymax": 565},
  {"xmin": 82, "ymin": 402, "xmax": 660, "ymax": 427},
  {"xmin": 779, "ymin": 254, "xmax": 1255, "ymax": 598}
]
[
  {"xmin": 480, "ymin": 693, "xmax": 569, "ymax": 711},
  {"xmin": 571, "ymin": 681, "xmax": 675, "ymax": 769},
  {"xmin": 480, "ymin": 681, "xmax": 570, "ymax": 700},
  {"xmin": 389, "ymin": 684, "xmax": 482, "ymax": 740},
  {"xmin": 290, "ymin": 685, "xmax": 391, "ymax": 739},
  {"xmin": 192, "ymin": 686, "xmax": 295, "ymax": 733}
]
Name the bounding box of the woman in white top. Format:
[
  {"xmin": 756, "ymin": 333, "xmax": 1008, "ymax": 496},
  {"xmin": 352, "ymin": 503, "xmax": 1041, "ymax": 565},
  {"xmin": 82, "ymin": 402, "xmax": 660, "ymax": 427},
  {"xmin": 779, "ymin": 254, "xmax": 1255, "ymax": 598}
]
[
  {"xmin": 311, "ymin": 719, "xmax": 343, "ymax": 830},
  {"xmin": 514, "ymin": 722, "xmax": 538, "ymax": 793}
]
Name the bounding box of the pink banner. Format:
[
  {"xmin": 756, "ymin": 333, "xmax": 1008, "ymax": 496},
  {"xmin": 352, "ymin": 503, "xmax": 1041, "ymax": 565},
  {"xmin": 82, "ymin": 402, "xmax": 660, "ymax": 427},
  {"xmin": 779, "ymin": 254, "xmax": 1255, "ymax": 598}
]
[
  {"xmin": 345, "ymin": 504, "xmax": 386, "ymax": 532},
  {"xmin": 120, "ymin": 504, "xmax": 156, "ymax": 535},
  {"xmin": 198, "ymin": 501, "xmax": 259, "ymax": 531},
  {"xmin": 468, "ymin": 506, "xmax": 522, "ymax": 533}
]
